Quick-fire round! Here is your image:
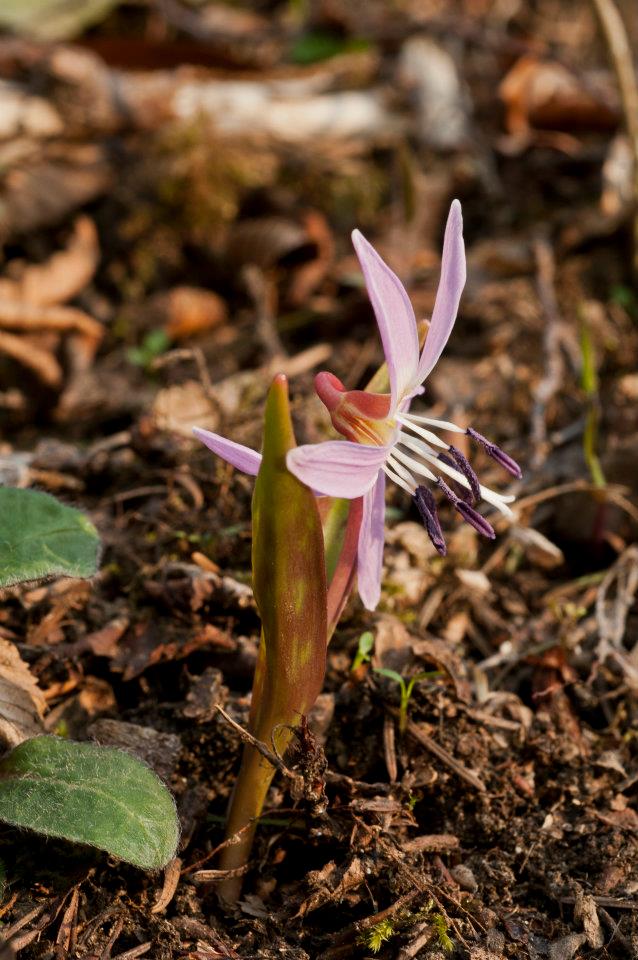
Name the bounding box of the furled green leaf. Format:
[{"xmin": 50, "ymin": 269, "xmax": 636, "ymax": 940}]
[
  {"xmin": 0, "ymin": 736, "xmax": 179, "ymax": 870},
  {"xmin": 251, "ymin": 373, "xmax": 327, "ymax": 743},
  {"xmin": 218, "ymin": 375, "xmax": 327, "ymax": 901},
  {"xmin": 0, "ymin": 488, "xmax": 100, "ymax": 588}
]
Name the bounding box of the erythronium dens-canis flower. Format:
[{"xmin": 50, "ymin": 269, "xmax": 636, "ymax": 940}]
[
  {"xmin": 285, "ymin": 200, "xmax": 521, "ymax": 609},
  {"xmin": 193, "ymin": 200, "xmax": 521, "ymax": 611}
]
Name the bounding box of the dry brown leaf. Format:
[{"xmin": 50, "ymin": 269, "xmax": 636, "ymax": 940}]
[
  {"xmin": 0, "ymin": 146, "xmax": 111, "ymax": 240},
  {"xmin": 0, "ymin": 216, "xmax": 99, "ymax": 307},
  {"xmin": 372, "ymin": 616, "xmax": 414, "ymax": 674},
  {"xmin": 0, "ymin": 329, "xmax": 62, "ymax": 386},
  {"xmin": 499, "ymin": 56, "xmax": 619, "ymax": 149},
  {"xmin": 411, "ymin": 637, "xmax": 472, "ymax": 704},
  {"xmin": 163, "ymin": 287, "xmax": 228, "ymax": 341},
  {"xmin": 152, "ymin": 380, "xmax": 219, "ymax": 438},
  {"xmin": 0, "ymin": 638, "xmax": 46, "ymax": 746}
]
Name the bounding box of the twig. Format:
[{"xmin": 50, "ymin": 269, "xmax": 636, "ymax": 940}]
[
  {"xmin": 530, "ymin": 238, "xmax": 580, "ymax": 468},
  {"xmin": 150, "ymin": 345, "xmax": 217, "ymax": 400},
  {"xmin": 590, "ymin": 0, "xmax": 638, "ymax": 275},
  {"xmin": 151, "ymin": 857, "xmax": 182, "ymax": 914},
  {"xmin": 598, "ymin": 906, "xmax": 634, "ymax": 953},
  {"xmin": 561, "ymin": 895, "xmax": 638, "ymax": 911},
  {"xmin": 111, "ymin": 943, "xmax": 152, "ymax": 960},
  {"xmin": 595, "ymin": 545, "xmax": 638, "ymax": 688},
  {"xmin": 395, "ymin": 710, "xmax": 486, "ymax": 792},
  {"xmin": 242, "ymin": 264, "xmax": 287, "ymax": 360},
  {"xmin": 514, "ymin": 479, "xmax": 638, "ymax": 526},
  {"xmin": 214, "ymin": 704, "xmax": 294, "ymax": 779},
  {"xmin": 321, "ymin": 891, "xmax": 421, "ymax": 960}
]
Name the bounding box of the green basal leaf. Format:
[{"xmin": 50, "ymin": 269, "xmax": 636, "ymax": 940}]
[
  {"xmin": 0, "ymin": 736, "xmax": 179, "ymax": 870},
  {"xmin": 0, "ymin": 488, "xmax": 101, "ymax": 588}
]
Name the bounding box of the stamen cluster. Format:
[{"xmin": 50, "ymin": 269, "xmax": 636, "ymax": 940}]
[{"xmin": 387, "ymin": 412, "xmax": 521, "ymax": 556}]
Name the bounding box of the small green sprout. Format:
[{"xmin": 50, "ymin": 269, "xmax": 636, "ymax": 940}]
[
  {"xmin": 351, "ymin": 630, "xmax": 374, "ymax": 672},
  {"xmin": 127, "ymin": 328, "xmax": 171, "ymax": 369},
  {"xmin": 365, "ymin": 919, "xmax": 395, "ymax": 953},
  {"xmin": 373, "ymin": 667, "xmax": 440, "ymax": 734},
  {"xmin": 580, "ymin": 319, "xmax": 605, "ymax": 489},
  {"xmin": 432, "ymin": 913, "xmax": 454, "ymax": 954}
]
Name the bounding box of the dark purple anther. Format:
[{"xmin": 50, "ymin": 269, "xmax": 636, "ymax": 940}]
[
  {"xmin": 446, "ymin": 445, "xmax": 481, "ymax": 503},
  {"xmin": 467, "ymin": 428, "xmax": 522, "ymax": 479},
  {"xmin": 438, "ymin": 452, "xmax": 473, "ymax": 502},
  {"xmin": 455, "ymin": 502, "xmax": 496, "ymax": 539},
  {"xmin": 414, "ymin": 486, "xmax": 447, "ymax": 556},
  {"xmin": 436, "ymin": 478, "xmax": 495, "ymax": 540}
]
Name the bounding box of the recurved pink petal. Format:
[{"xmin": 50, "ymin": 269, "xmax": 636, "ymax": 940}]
[
  {"xmin": 286, "ymin": 440, "xmax": 389, "ymax": 498},
  {"xmin": 193, "ymin": 427, "xmax": 262, "ymax": 475},
  {"xmin": 416, "ymin": 199, "xmax": 466, "ymax": 385},
  {"xmin": 357, "ymin": 472, "xmax": 386, "ymax": 610},
  {"xmin": 352, "ymin": 229, "xmax": 419, "ymax": 411}
]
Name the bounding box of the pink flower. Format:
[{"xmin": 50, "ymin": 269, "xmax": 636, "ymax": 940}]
[
  {"xmin": 193, "ymin": 201, "xmax": 520, "ymax": 611},
  {"xmin": 286, "ymin": 201, "xmax": 520, "ymax": 609}
]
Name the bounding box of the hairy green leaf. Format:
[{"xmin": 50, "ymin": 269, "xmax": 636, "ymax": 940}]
[
  {"xmin": 0, "ymin": 488, "xmax": 100, "ymax": 588},
  {"xmin": 0, "ymin": 736, "xmax": 179, "ymax": 869}
]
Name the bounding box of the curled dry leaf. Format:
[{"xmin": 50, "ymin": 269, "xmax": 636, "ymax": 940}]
[
  {"xmin": 287, "ymin": 210, "xmax": 334, "ymax": 308},
  {"xmin": 152, "ymin": 380, "xmax": 219, "ymax": 438},
  {"xmin": 372, "ymin": 616, "xmax": 414, "ymax": 675},
  {"xmin": 0, "ymin": 300, "xmax": 104, "ymax": 389},
  {"xmin": 0, "ymin": 328, "xmax": 63, "ymax": 387},
  {"xmin": 225, "ymin": 216, "xmax": 313, "ymax": 272},
  {"xmin": 499, "ymin": 56, "xmax": 619, "ymax": 149},
  {"xmin": 146, "ymin": 286, "xmax": 228, "ymax": 341},
  {"xmin": 0, "ymin": 216, "xmax": 99, "ymax": 307},
  {"xmin": 0, "ymin": 145, "xmax": 111, "ymax": 241},
  {"xmin": 0, "ymin": 217, "xmax": 103, "ymax": 391},
  {"xmin": 164, "ymin": 287, "xmax": 227, "ymax": 341},
  {"xmin": 0, "ymin": 79, "xmax": 64, "ymax": 140},
  {"xmin": 411, "ymin": 637, "xmax": 472, "ymax": 704},
  {"xmin": 0, "ymin": 639, "xmax": 46, "ymax": 747}
]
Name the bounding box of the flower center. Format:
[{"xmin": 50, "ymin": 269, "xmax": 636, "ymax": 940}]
[{"xmin": 314, "ymin": 372, "xmax": 396, "ymax": 446}]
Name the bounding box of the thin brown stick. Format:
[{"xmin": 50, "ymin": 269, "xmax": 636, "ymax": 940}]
[
  {"xmin": 590, "ymin": 0, "xmax": 638, "ymax": 273},
  {"xmin": 395, "ymin": 710, "xmax": 486, "ymax": 792},
  {"xmin": 214, "ymin": 704, "xmax": 293, "ymax": 779}
]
